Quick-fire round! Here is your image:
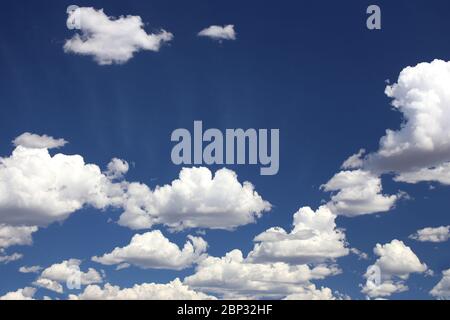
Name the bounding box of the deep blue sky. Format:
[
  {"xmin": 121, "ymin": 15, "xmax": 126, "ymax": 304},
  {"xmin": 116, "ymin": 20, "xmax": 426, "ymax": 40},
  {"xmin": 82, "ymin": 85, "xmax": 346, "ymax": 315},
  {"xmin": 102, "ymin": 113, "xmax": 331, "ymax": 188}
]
[{"xmin": 0, "ymin": 0, "xmax": 449, "ymax": 299}]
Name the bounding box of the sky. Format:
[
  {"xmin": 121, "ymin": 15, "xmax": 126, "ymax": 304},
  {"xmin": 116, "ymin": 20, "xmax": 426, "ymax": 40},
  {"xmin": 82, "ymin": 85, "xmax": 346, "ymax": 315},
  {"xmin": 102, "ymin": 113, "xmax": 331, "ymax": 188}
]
[{"xmin": 0, "ymin": 0, "xmax": 450, "ymax": 300}]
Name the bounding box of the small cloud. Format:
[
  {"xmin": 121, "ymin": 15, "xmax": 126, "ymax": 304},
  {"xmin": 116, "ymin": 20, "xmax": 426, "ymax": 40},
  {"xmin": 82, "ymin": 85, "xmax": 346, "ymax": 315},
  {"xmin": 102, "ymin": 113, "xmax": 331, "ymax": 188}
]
[
  {"xmin": 64, "ymin": 7, "xmax": 173, "ymax": 65},
  {"xmin": 19, "ymin": 265, "xmax": 42, "ymax": 274},
  {"xmin": 198, "ymin": 24, "xmax": 236, "ymax": 41},
  {"xmin": 13, "ymin": 133, "xmax": 67, "ymax": 149}
]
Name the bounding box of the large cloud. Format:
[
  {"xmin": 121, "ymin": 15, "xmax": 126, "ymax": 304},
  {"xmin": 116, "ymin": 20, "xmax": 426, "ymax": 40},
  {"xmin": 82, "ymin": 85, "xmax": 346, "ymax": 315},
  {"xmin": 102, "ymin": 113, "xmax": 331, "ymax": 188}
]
[
  {"xmin": 364, "ymin": 60, "xmax": 450, "ymax": 182},
  {"xmin": 69, "ymin": 278, "xmax": 215, "ymax": 300},
  {"xmin": 361, "ymin": 239, "xmax": 427, "ymax": 298},
  {"xmin": 92, "ymin": 231, "xmax": 207, "ymax": 270},
  {"xmin": 430, "ymin": 268, "xmax": 450, "ymax": 299},
  {"xmin": 118, "ymin": 167, "xmax": 271, "ymax": 230},
  {"xmin": 0, "ymin": 145, "xmax": 122, "ymax": 227},
  {"xmin": 247, "ymin": 206, "xmax": 349, "ymax": 264},
  {"xmin": 0, "ymin": 134, "xmax": 270, "ymax": 249},
  {"xmin": 64, "ymin": 7, "xmax": 173, "ymax": 65},
  {"xmin": 184, "ymin": 249, "xmax": 340, "ymax": 299},
  {"xmin": 322, "ymin": 170, "xmax": 398, "ymax": 217}
]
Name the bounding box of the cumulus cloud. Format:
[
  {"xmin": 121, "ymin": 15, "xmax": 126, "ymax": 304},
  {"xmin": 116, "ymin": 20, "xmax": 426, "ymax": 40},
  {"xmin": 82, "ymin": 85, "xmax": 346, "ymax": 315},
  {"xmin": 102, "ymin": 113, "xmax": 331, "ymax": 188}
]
[
  {"xmin": 361, "ymin": 239, "xmax": 427, "ymax": 298},
  {"xmin": 69, "ymin": 278, "xmax": 215, "ymax": 300},
  {"xmin": 64, "ymin": 7, "xmax": 173, "ymax": 65},
  {"xmin": 0, "ymin": 135, "xmax": 270, "ymax": 239},
  {"xmin": 247, "ymin": 206, "xmax": 349, "ymax": 264},
  {"xmin": 118, "ymin": 167, "xmax": 271, "ymax": 230},
  {"xmin": 92, "ymin": 231, "xmax": 207, "ymax": 270},
  {"xmin": 409, "ymin": 226, "xmax": 450, "ymax": 243},
  {"xmin": 198, "ymin": 25, "xmax": 236, "ymax": 41},
  {"xmin": 364, "ymin": 60, "xmax": 450, "ymax": 181},
  {"xmin": 0, "ymin": 145, "xmax": 122, "ymax": 227},
  {"xmin": 0, "ymin": 287, "xmax": 36, "ymax": 300},
  {"xmin": 430, "ymin": 268, "xmax": 450, "ymax": 299},
  {"xmin": 322, "ymin": 170, "xmax": 398, "ymax": 217},
  {"xmin": 34, "ymin": 259, "xmax": 103, "ymax": 293},
  {"xmin": 13, "ymin": 133, "xmax": 67, "ymax": 149},
  {"xmin": 184, "ymin": 249, "xmax": 340, "ymax": 299}
]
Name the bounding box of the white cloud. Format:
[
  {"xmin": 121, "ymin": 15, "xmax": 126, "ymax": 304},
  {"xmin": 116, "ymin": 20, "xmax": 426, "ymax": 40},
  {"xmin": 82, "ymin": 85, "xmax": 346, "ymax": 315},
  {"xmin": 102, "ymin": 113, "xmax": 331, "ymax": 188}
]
[
  {"xmin": 247, "ymin": 206, "xmax": 349, "ymax": 264},
  {"xmin": 64, "ymin": 7, "xmax": 173, "ymax": 65},
  {"xmin": 184, "ymin": 249, "xmax": 341, "ymax": 299},
  {"xmin": 106, "ymin": 158, "xmax": 129, "ymax": 180},
  {"xmin": 361, "ymin": 239, "xmax": 427, "ymax": 298},
  {"xmin": 19, "ymin": 265, "xmax": 43, "ymax": 273},
  {"xmin": 0, "ymin": 287, "xmax": 36, "ymax": 300},
  {"xmin": 365, "ymin": 60, "xmax": 450, "ymax": 181},
  {"xmin": 0, "ymin": 250, "xmax": 23, "ymax": 264},
  {"xmin": 13, "ymin": 133, "xmax": 67, "ymax": 149},
  {"xmin": 69, "ymin": 278, "xmax": 215, "ymax": 300},
  {"xmin": 283, "ymin": 285, "xmax": 337, "ymax": 300},
  {"xmin": 0, "ymin": 145, "xmax": 122, "ymax": 227},
  {"xmin": 34, "ymin": 278, "xmax": 64, "ymax": 294},
  {"xmin": 410, "ymin": 226, "xmax": 450, "ymax": 243},
  {"xmin": 322, "ymin": 170, "xmax": 398, "ymax": 217},
  {"xmin": 92, "ymin": 231, "xmax": 207, "ymax": 270},
  {"xmin": 198, "ymin": 25, "xmax": 236, "ymax": 41},
  {"xmin": 118, "ymin": 167, "xmax": 271, "ymax": 230},
  {"xmin": 0, "ymin": 136, "xmax": 270, "ymax": 237},
  {"xmin": 0, "ymin": 224, "xmax": 37, "ymax": 248},
  {"xmin": 430, "ymin": 268, "xmax": 450, "ymax": 299},
  {"xmin": 34, "ymin": 259, "xmax": 103, "ymax": 293},
  {"xmin": 394, "ymin": 162, "xmax": 450, "ymax": 185},
  {"xmin": 341, "ymin": 149, "xmax": 366, "ymax": 169}
]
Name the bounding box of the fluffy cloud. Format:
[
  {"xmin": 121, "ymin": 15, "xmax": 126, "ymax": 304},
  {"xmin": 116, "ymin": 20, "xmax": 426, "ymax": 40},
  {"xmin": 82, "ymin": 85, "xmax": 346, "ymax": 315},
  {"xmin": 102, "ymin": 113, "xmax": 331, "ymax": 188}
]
[
  {"xmin": 13, "ymin": 133, "xmax": 67, "ymax": 149},
  {"xmin": 361, "ymin": 239, "xmax": 427, "ymax": 298},
  {"xmin": 184, "ymin": 249, "xmax": 340, "ymax": 299},
  {"xmin": 0, "ymin": 287, "xmax": 36, "ymax": 300},
  {"xmin": 247, "ymin": 206, "xmax": 349, "ymax": 264},
  {"xmin": 69, "ymin": 278, "xmax": 215, "ymax": 300},
  {"xmin": 92, "ymin": 231, "xmax": 207, "ymax": 270},
  {"xmin": 64, "ymin": 7, "xmax": 173, "ymax": 65},
  {"xmin": 198, "ymin": 25, "xmax": 236, "ymax": 41},
  {"xmin": 430, "ymin": 268, "xmax": 450, "ymax": 299},
  {"xmin": 106, "ymin": 158, "xmax": 129, "ymax": 180},
  {"xmin": 118, "ymin": 167, "xmax": 271, "ymax": 230},
  {"xmin": 409, "ymin": 226, "xmax": 450, "ymax": 243},
  {"xmin": 2, "ymin": 135, "xmax": 269, "ymax": 238},
  {"xmin": 283, "ymin": 285, "xmax": 337, "ymax": 300},
  {"xmin": 365, "ymin": 60, "xmax": 450, "ymax": 180},
  {"xmin": 0, "ymin": 224, "xmax": 37, "ymax": 248},
  {"xmin": 322, "ymin": 170, "xmax": 398, "ymax": 217},
  {"xmin": 0, "ymin": 145, "xmax": 121, "ymax": 227},
  {"xmin": 34, "ymin": 259, "xmax": 103, "ymax": 293}
]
